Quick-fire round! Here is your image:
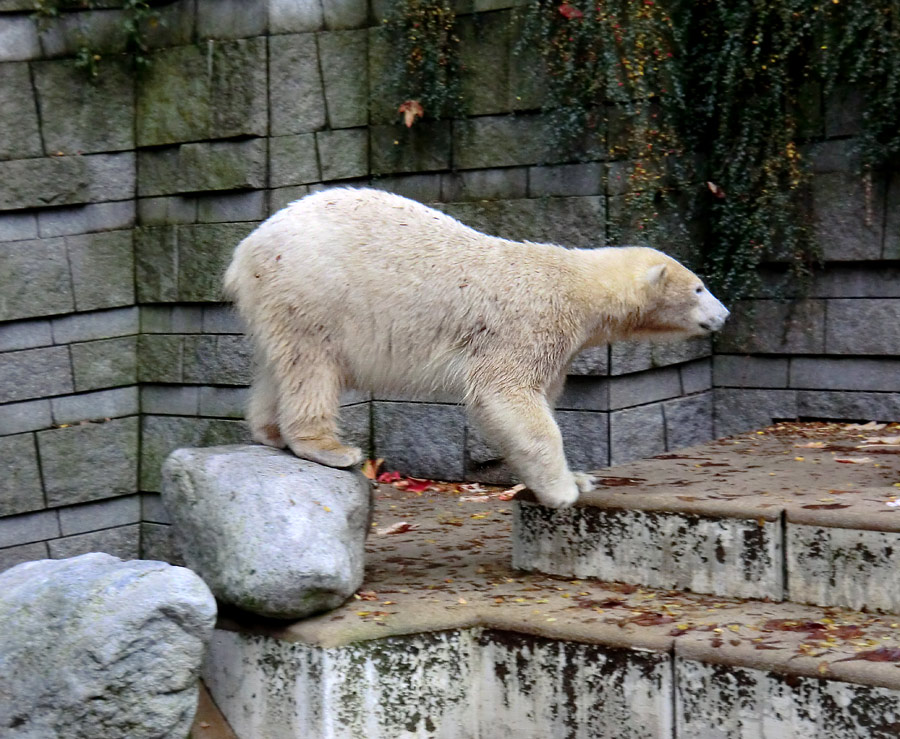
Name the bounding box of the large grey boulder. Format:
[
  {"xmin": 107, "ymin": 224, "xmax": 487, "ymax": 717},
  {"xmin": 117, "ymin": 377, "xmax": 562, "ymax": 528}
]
[
  {"xmin": 0, "ymin": 553, "xmax": 216, "ymax": 739},
  {"xmin": 162, "ymin": 444, "xmax": 373, "ymax": 619}
]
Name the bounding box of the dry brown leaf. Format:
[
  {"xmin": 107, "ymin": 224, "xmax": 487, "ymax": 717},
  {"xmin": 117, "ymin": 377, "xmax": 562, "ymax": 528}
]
[
  {"xmin": 379, "ymin": 521, "xmax": 417, "ymax": 536},
  {"xmin": 834, "ymin": 456, "xmax": 873, "ymax": 464}
]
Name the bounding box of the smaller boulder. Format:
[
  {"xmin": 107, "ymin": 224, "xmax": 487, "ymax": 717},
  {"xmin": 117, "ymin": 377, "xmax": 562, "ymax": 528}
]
[
  {"xmin": 162, "ymin": 444, "xmax": 372, "ymax": 619},
  {"xmin": 0, "ymin": 553, "xmax": 216, "ymax": 739}
]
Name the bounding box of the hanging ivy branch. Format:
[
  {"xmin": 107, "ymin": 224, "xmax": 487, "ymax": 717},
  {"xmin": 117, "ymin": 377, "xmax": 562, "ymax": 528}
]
[{"xmin": 378, "ymin": 0, "xmax": 464, "ymax": 126}]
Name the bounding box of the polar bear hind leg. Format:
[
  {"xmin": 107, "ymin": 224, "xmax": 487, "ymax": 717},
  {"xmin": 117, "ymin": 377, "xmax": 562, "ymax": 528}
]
[
  {"xmin": 247, "ymin": 359, "xmax": 286, "ymax": 449},
  {"xmin": 259, "ymin": 332, "xmax": 363, "ymax": 469}
]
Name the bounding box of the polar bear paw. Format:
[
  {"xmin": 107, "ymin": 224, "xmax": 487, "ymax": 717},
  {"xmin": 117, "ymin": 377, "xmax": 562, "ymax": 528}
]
[
  {"xmin": 534, "ymin": 478, "xmax": 580, "ymax": 509},
  {"xmin": 574, "ymin": 472, "xmax": 596, "ymax": 494},
  {"xmin": 252, "ymin": 423, "xmax": 287, "ymax": 449},
  {"xmin": 288, "ymin": 438, "xmax": 364, "ymax": 468}
]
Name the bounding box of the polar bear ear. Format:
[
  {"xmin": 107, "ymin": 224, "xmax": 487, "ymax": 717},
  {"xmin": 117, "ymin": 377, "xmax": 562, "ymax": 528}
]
[{"xmin": 645, "ymin": 263, "xmax": 668, "ymax": 287}]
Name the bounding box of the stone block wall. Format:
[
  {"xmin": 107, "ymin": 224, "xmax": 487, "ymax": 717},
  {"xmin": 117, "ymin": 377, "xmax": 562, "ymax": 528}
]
[{"xmin": 0, "ymin": 0, "xmax": 892, "ymax": 567}]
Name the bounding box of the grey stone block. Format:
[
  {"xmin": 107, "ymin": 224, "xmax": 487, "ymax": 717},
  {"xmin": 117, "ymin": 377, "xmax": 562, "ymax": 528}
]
[
  {"xmin": 0, "ymin": 433, "xmax": 44, "ymax": 517},
  {"xmin": 137, "ymin": 335, "xmax": 183, "ymax": 384},
  {"xmin": 269, "ymin": 0, "xmax": 323, "ymax": 33},
  {"xmin": 807, "ymin": 264, "xmax": 900, "ymax": 298},
  {"xmin": 651, "ymin": 336, "xmax": 712, "ymax": 367},
  {"xmin": 0, "ymin": 542, "xmax": 48, "ymax": 574},
  {"xmin": 680, "ymin": 358, "xmax": 712, "ymax": 395},
  {"xmin": 140, "ymin": 415, "xmax": 250, "ymax": 491},
  {"xmin": 0, "ymin": 212, "xmax": 38, "ymax": 242},
  {"xmin": 0, "ymin": 237, "xmax": 73, "ymax": 321},
  {"xmin": 202, "ymin": 305, "xmax": 243, "ymax": 334},
  {"xmin": 0, "ymin": 155, "xmax": 88, "ymax": 211},
  {"xmin": 141, "ymin": 385, "xmax": 200, "ymax": 416},
  {"xmin": 610, "ymin": 403, "xmax": 666, "ymax": 465},
  {"xmin": 0, "ymin": 62, "xmax": 41, "ymax": 159},
  {"xmin": 319, "ymin": 30, "xmax": 368, "ymax": 129},
  {"xmin": 0, "ymin": 399, "xmax": 52, "ymax": 436},
  {"xmin": 137, "ymin": 40, "xmax": 267, "ymax": 146},
  {"xmin": 51, "ymin": 306, "xmax": 139, "ymax": 344},
  {"xmin": 269, "ymin": 185, "xmax": 311, "ymax": 213},
  {"xmin": 714, "ymin": 355, "xmax": 790, "ymax": 388},
  {"xmin": 458, "ymin": 11, "xmax": 511, "ymax": 115},
  {"xmin": 323, "ymin": 0, "xmax": 368, "ymax": 29},
  {"xmin": 51, "ymin": 387, "xmax": 139, "ymax": 425},
  {"xmin": 454, "ymin": 115, "xmax": 548, "ymax": 170},
  {"xmin": 183, "ymin": 335, "xmax": 252, "ymax": 385},
  {"xmin": 177, "ymin": 222, "xmax": 257, "ymax": 303},
  {"xmin": 83, "ymin": 152, "xmax": 136, "ymax": 202},
  {"xmin": 806, "ymin": 139, "xmax": 860, "ymax": 174},
  {"xmin": 339, "ymin": 402, "xmax": 371, "ymax": 455},
  {"xmin": 370, "ymin": 122, "xmax": 452, "ymax": 174},
  {"xmin": 269, "ymin": 134, "xmax": 320, "ymax": 187},
  {"xmin": 529, "ymin": 163, "xmax": 604, "ymax": 197},
  {"xmin": 197, "ymin": 191, "xmax": 266, "ymax": 223},
  {"xmin": 66, "ymin": 230, "xmax": 135, "ymax": 311},
  {"xmin": 372, "ymin": 401, "xmax": 465, "ymax": 480},
  {"xmin": 38, "ymin": 416, "xmax": 139, "ymax": 507},
  {"xmin": 38, "ymin": 200, "xmax": 136, "ymax": 238},
  {"xmin": 145, "ymin": 0, "xmax": 195, "ymax": 48},
  {"xmin": 0, "ymin": 318, "xmax": 52, "ymax": 352},
  {"xmin": 134, "ymin": 226, "xmax": 178, "ymax": 302},
  {"xmin": 35, "ymin": 8, "xmax": 129, "ymax": 58},
  {"xmin": 140, "ymin": 522, "xmax": 182, "ymax": 565},
  {"xmin": 797, "ymin": 390, "xmax": 900, "ymax": 422},
  {"xmin": 0, "ymin": 346, "xmax": 72, "ymax": 404},
  {"xmin": 140, "ymin": 305, "xmax": 203, "ymax": 334},
  {"xmin": 441, "ymin": 168, "xmax": 528, "ymax": 202},
  {"xmin": 0, "ymin": 15, "xmax": 40, "ymax": 61},
  {"xmin": 609, "ymin": 340, "xmax": 653, "ymax": 375},
  {"xmin": 812, "ymin": 172, "xmax": 884, "ymax": 261},
  {"xmin": 438, "ymin": 196, "xmax": 605, "ymax": 247},
  {"xmin": 198, "ymin": 386, "xmax": 247, "ymax": 418},
  {"xmin": 49, "ymin": 524, "xmax": 141, "ymax": 560},
  {"xmin": 317, "ymin": 128, "xmax": 369, "ymax": 181},
  {"xmin": 557, "ymin": 410, "xmax": 609, "ymax": 471},
  {"xmin": 369, "ymin": 174, "xmax": 443, "ymax": 202},
  {"xmin": 463, "ymin": 421, "xmax": 515, "ymax": 484},
  {"xmin": 0, "ymin": 510, "xmax": 59, "ymax": 549},
  {"xmin": 139, "ymin": 140, "xmax": 267, "ymax": 197},
  {"xmin": 825, "ymin": 85, "xmax": 863, "ymax": 138},
  {"xmin": 556, "ymin": 376, "xmax": 609, "ymax": 411},
  {"xmin": 609, "ymin": 366, "xmax": 682, "ymax": 410},
  {"xmin": 826, "ymin": 299, "xmax": 900, "ymax": 354},
  {"xmin": 33, "ymin": 58, "xmax": 134, "ymax": 154},
  {"xmin": 198, "ymin": 0, "xmax": 267, "ymax": 38},
  {"xmin": 58, "ymin": 494, "xmax": 141, "ymax": 536},
  {"xmin": 664, "ymin": 392, "xmax": 714, "ymax": 450},
  {"xmin": 788, "ymin": 524, "xmax": 900, "ymax": 612},
  {"xmin": 137, "ymin": 196, "xmax": 197, "ymax": 226},
  {"xmin": 715, "ymin": 300, "xmax": 825, "ymax": 354},
  {"xmin": 141, "ymin": 492, "xmax": 171, "ymax": 524},
  {"xmin": 790, "ymin": 357, "xmax": 900, "ymax": 391},
  {"xmin": 569, "ymin": 346, "xmax": 608, "ymax": 376},
  {"xmin": 713, "ymin": 388, "xmax": 798, "ymax": 437},
  {"xmin": 70, "ymin": 336, "xmax": 137, "ymax": 392},
  {"xmin": 269, "ymin": 31, "xmax": 326, "ymax": 134}
]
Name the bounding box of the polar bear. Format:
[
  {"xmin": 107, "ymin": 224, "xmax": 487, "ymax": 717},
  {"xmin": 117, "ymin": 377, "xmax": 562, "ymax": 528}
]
[{"xmin": 223, "ymin": 188, "xmax": 729, "ymax": 508}]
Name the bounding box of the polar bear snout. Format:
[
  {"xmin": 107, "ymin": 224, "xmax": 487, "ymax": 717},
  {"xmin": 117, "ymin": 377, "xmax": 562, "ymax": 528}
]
[{"xmin": 693, "ymin": 287, "xmax": 730, "ymax": 333}]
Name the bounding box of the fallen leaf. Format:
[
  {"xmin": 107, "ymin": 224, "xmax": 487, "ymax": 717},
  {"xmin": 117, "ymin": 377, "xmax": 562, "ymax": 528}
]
[
  {"xmin": 762, "ymin": 619, "xmax": 827, "ymax": 633},
  {"xmin": 707, "ymin": 181, "xmax": 726, "ymax": 199},
  {"xmin": 796, "ymin": 441, "xmax": 826, "ymax": 448},
  {"xmin": 801, "ymin": 503, "xmax": 850, "ymax": 510},
  {"xmin": 557, "ymin": 3, "xmax": 584, "ymax": 19},
  {"xmin": 401, "ymin": 477, "xmax": 434, "ymax": 493},
  {"xmin": 627, "ymin": 612, "xmax": 675, "ymax": 626},
  {"xmin": 377, "ymin": 470, "xmax": 402, "ymax": 484},
  {"xmin": 362, "ymin": 458, "xmax": 384, "ymax": 479},
  {"xmin": 497, "ymin": 483, "xmax": 526, "ymax": 500},
  {"xmin": 845, "ymin": 422, "xmax": 886, "ymax": 431},
  {"xmin": 356, "ymin": 590, "xmax": 378, "ymax": 601},
  {"xmin": 379, "ymin": 521, "xmax": 417, "ymax": 535},
  {"xmin": 861, "ymin": 436, "xmax": 900, "ymax": 446},
  {"xmin": 398, "ymin": 99, "xmax": 424, "ymax": 127},
  {"xmin": 595, "ymin": 477, "xmax": 646, "ymax": 487},
  {"xmin": 835, "ymin": 646, "xmax": 900, "ymax": 663},
  {"xmin": 834, "ymin": 457, "xmax": 873, "ymax": 464}
]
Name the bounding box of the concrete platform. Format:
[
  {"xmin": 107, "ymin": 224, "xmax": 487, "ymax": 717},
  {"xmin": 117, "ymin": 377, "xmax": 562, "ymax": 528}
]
[
  {"xmin": 204, "ymin": 426, "xmax": 900, "ymax": 737},
  {"xmin": 515, "ymin": 422, "xmax": 900, "ymax": 610}
]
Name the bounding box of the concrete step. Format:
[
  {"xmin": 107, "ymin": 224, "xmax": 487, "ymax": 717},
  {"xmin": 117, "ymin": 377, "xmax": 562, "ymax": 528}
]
[
  {"xmin": 514, "ymin": 422, "xmax": 900, "ymax": 611},
  {"xmin": 204, "ymin": 468, "xmax": 900, "ymax": 738}
]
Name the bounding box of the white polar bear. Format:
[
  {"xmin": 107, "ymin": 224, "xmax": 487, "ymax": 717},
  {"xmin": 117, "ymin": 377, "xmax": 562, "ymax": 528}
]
[{"xmin": 224, "ymin": 188, "xmax": 729, "ymax": 508}]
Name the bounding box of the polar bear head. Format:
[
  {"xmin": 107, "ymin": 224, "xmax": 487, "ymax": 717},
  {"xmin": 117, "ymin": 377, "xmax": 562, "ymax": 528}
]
[{"xmin": 634, "ymin": 253, "xmax": 730, "ymax": 340}]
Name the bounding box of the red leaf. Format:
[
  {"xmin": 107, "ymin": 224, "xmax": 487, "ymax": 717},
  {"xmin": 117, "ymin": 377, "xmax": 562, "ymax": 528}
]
[
  {"xmin": 558, "ymin": 3, "xmax": 584, "ymax": 19},
  {"xmin": 402, "ymin": 477, "xmax": 434, "ymax": 493},
  {"xmin": 398, "ymin": 100, "xmax": 424, "ymax": 128},
  {"xmin": 376, "ymin": 470, "xmax": 402, "ymax": 484},
  {"xmin": 836, "ymin": 646, "xmax": 900, "ymax": 663}
]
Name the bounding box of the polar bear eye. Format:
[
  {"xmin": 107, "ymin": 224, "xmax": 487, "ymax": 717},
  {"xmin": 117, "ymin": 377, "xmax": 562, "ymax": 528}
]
[{"xmin": 694, "ymin": 286, "xmax": 703, "ymax": 294}]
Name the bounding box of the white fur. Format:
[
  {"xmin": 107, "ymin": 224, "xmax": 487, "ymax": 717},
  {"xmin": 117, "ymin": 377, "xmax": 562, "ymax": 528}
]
[{"xmin": 224, "ymin": 188, "xmax": 729, "ymax": 508}]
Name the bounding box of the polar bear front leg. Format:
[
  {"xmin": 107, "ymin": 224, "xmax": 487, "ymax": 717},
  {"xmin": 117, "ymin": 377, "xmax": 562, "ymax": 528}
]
[
  {"xmin": 247, "ymin": 362, "xmax": 286, "ymax": 449},
  {"xmin": 266, "ymin": 343, "xmax": 363, "ymax": 469},
  {"xmin": 469, "ymin": 388, "xmax": 580, "ymax": 509}
]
